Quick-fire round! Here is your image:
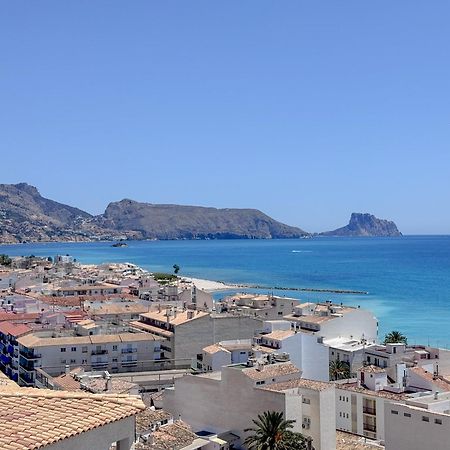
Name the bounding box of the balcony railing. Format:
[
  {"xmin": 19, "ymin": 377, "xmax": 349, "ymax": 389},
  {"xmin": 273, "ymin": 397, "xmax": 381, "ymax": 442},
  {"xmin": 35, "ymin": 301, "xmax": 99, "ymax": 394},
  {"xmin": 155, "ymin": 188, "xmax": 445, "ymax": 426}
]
[
  {"xmin": 91, "ymin": 350, "xmax": 108, "ymax": 355},
  {"xmin": 19, "ymin": 351, "xmax": 41, "ymax": 361},
  {"xmin": 363, "ymin": 406, "xmax": 376, "ymax": 415},
  {"xmin": 121, "ymin": 348, "xmax": 137, "ymax": 354},
  {"xmin": 19, "ymin": 374, "xmax": 34, "ymax": 386},
  {"xmin": 121, "ymin": 359, "xmax": 138, "ymax": 365},
  {"xmin": 363, "ymin": 423, "xmax": 377, "ymax": 432}
]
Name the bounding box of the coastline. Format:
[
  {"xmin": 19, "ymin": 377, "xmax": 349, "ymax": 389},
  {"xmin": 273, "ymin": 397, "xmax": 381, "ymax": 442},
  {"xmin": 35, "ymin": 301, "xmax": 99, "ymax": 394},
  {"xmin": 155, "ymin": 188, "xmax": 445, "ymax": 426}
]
[{"xmin": 181, "ymin": 276, "xmax": 368, "ymax": 295}]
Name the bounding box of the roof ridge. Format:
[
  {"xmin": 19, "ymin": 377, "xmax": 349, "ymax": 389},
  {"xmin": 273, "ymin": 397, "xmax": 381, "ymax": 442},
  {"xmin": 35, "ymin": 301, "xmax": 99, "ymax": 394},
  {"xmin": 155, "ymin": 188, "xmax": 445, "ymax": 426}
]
[{"xmin": 0, "ymin": 388, "xmax": 145, "ymax": 409}]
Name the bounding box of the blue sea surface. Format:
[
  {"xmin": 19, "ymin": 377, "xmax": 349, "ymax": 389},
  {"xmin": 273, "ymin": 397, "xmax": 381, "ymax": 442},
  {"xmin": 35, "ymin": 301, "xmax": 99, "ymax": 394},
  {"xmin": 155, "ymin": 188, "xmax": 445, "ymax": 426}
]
[{"xmin": 2, "ymin": 236, "xmax": 450, "ymax": 346}]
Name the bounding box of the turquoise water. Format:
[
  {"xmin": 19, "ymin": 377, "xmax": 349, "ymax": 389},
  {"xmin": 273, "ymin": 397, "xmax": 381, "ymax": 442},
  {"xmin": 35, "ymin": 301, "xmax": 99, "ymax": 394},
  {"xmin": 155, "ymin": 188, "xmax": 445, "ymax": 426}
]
[{"xmin": 2, "ymin": 236, "xmax": 450, "ymax": 346}]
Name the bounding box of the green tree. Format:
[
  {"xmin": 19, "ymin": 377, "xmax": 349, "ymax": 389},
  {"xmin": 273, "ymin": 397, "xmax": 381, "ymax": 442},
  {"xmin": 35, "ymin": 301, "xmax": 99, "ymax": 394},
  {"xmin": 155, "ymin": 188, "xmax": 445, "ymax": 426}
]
[
  {"xmin": 173, "ymin": 264, "xmax": 180, "ymax": 274},
  {"xmin": 0, "ymin": 254, "xmax": 12, "ymax": 267},
  {"xmin": 244, "ymin": 411, "xmax": 312, "ymax": 450},
  {"xmin": 329, "ymin": 359, "xmax": 350, "ymax": 381},
  {"xmin": 384, "ymin": 330, "xmax": 407, "ymax": 345}
]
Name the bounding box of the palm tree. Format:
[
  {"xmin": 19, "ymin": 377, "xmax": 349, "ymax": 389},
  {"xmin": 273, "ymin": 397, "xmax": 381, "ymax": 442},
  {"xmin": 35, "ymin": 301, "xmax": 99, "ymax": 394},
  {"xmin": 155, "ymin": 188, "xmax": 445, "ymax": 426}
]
[
  {"xmin": 244, "ymin": 411, "xmax": 312, "ymax": 450},
  {"xmin": 329, "ymin": 359, "xmax": 351, "ymax": 381},
  {"xmin": 384, "ymin": 330, "xmax": 407, "ymax": 345}
]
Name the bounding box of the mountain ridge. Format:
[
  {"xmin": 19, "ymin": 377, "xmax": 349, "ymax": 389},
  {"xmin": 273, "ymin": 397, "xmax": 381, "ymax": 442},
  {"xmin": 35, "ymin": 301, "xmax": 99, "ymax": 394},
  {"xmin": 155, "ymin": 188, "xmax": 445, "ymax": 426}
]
[{"xmin": 0, "ymin": 183, "xmax": 308, "ymax": 243}]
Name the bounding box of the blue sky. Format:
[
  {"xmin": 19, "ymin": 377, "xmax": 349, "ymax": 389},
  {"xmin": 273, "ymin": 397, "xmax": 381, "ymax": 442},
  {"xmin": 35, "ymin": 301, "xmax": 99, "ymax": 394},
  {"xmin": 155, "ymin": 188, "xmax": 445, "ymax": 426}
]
[{"xmin": 1, "ymin": 2, "xmax": 449, "ymax": 234}]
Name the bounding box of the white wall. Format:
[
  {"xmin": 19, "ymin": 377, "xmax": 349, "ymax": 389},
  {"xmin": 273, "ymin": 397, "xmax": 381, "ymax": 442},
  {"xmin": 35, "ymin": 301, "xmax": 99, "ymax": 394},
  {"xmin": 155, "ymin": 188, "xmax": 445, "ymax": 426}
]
[{"xmin": 385, "ymin": 402, "xmax": 450, "ymax": 450}]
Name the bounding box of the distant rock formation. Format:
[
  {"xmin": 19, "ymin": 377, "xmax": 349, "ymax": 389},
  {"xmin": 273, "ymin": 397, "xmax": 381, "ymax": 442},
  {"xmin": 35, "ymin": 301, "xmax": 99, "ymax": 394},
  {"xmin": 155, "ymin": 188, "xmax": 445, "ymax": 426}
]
[
  {"xmin": 95, "ymin": 199, "xmax": 308, "ymax": 240},
  {"xmin": 0, "ymin": 183, "xmax": 308, "ymax": 243},
  {"xmin": 321, "ymin": 213, "xmax": 402, "ymax": 237}
]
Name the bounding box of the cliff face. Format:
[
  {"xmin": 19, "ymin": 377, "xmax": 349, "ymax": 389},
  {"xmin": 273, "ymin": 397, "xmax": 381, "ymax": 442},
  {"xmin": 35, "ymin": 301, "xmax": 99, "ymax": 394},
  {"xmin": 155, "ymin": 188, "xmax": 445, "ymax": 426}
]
[
  {"xmin": 0, "ymin": 183, "xmax": 308, "ymax": 243},
  {"xmin": 98, "ymin": 199, "xmax": 308, "ymax": 239},
  {"xmin": 321, "ymin": 213, "xmax": 402, "ymax": 237},
  {"xmin": 0, "ymin": 183, "xmax": 93, "ymax": 243}
]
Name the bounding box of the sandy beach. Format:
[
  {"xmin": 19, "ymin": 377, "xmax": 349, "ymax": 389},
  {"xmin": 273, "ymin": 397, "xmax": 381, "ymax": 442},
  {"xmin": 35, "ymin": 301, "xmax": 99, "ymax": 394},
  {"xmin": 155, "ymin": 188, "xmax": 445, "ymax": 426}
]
[{"xmin": 180, "ymin": 277, "xmax": 236, "ymax": 292}]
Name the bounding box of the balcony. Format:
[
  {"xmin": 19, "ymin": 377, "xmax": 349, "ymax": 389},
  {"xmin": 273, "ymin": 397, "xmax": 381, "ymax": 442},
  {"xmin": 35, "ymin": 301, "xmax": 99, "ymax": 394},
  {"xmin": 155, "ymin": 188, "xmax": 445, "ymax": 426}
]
[
  {"xmin": 91, "ymin": 360, "xmax": 109, "ymax": 367},
  {"xmin": 91, "ymin": 349, "xmax": 108, "ymax": 355},
  {"xmin": 363, "ymin": 423, "xmax": 377, "ymax": 433},
  {"xmin": 121, "ymin": 348, "xmax": 137, "ymax": 354},
  {"xmin": 19, "ymin": 373, "xmax": 34, "ymax": 386},
  {"xmin": 121, "ymin": 359, "xmax": 138, "ymax": 366},
  {"xmin": 363, "ymin": 406, "xmax": 376, "ymax": 415},
  {"xmin": 19, "ymin": 351, "xmax": 41, "ymax": 361}
]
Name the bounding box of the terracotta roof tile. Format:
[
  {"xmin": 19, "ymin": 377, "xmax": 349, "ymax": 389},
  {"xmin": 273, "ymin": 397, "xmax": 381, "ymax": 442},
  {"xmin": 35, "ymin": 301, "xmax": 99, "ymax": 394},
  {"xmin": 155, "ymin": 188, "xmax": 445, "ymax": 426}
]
[
  {"xmin": 0, "ymin": 388, "xmax": 144, "ymax": 450},
  {"xmin": 240, "ymin": 362, "xmax": 301, "ymax": 381}
]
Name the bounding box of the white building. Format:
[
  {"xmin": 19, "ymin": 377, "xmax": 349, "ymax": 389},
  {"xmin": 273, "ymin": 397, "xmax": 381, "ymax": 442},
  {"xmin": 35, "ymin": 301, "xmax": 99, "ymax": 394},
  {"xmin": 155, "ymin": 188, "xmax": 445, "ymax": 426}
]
[
  {"xmin": 257, "ymin": 320, "xmax": 330, "ymax": 381},
  {"xmin": 335, "ymin": 364, "xmax": 430, "ymax": 444},
  {"xmin": 284, "ymin": 301, "xmax": 378, "ymax": 343},
  {"xmin": 385, "ymin": 392, "xmax": 450, "ymax": 450},
  {"xmin": 164, "ymin": 361, "xmax": 336, "ymax": 450},
  {"xmin": 199, "ymin": 339, "xmax": 252, "ymax": 372}
]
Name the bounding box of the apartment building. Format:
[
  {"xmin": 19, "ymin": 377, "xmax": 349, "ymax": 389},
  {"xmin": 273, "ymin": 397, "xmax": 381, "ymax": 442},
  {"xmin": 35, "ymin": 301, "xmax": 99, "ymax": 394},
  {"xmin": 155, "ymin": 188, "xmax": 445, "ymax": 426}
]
[
  {"xmin": 164, "ymin": 361, "xmax": 336, "ymax": 450},
  {"xmin": 325, "ymin": 336, "xmax": 377, "ymax": 377},
  {"xmin": 218, "ymin": 293, "xmax": 299, "ymax": 320},
  {"xmin": 256, "ymin": 320, "xmax": 330, "ymax": 381},
  {"xmin": 54, "ymin": 283, "xmax": 121, "ymax": 297},
  {"xmin": 16, "ymin": 328, "xmax": 163, "ymax": 385},
  {"xmin": 335, "ymin": 364, "xmax": 429, "ymax": 443},
  {"xmin": 385, "ymin": 392, "xmax": 450, "ymax": 450},
  {"xmin": 284, "ymin": 301, "xmax": 378, "ymax": 342},
  {"xmin": 132, "ymin": 308, "xmax": 263, "ymax": 368},
  {"xmin": 0, "ymin": 321, "xmax": 32, "ymax": 383},
  {"xmin": 199, "ymin": 339, "xmax": 253, "ymax": 372}
]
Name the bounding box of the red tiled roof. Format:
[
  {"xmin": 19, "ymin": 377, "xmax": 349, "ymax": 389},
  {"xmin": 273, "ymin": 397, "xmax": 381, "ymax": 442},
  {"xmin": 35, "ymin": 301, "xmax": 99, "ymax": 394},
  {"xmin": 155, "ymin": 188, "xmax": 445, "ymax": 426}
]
[
  {"xmin": 0, "ymin": 312, "xmax": 40, "ymax": 323},
  {"xmin": 0, "ymin": 321, "xmax": 32, "ymax": 337}
]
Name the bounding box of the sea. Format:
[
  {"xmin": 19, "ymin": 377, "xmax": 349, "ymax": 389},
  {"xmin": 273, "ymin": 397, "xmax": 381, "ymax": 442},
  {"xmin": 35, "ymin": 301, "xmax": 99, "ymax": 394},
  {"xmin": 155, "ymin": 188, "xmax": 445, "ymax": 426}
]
[{"xmin": 1, "ymin": 236, "xmax": 450, "ymax": 346}]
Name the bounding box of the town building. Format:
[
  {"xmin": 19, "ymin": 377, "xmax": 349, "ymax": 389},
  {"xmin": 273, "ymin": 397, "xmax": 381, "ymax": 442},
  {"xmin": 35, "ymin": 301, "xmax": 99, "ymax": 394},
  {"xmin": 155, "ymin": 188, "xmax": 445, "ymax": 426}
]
[
  {"xmin": 218, "ymin": 293, "xmax": 299, "ymax": 320},
  {"xmin": 335, "ymin": 364, "xmax": 430, "ymax": 444},
  {"xmin": 198, "ymin": 339, "xmax": 253, "ymax": 372},
  {"xmin": 256, "ymin": 320, "xmax": 330, "ymax": 381},
  {"xmin": 0, "ymin": 321, "xmax": 32, "ymax": 383},
  {"xmin": 385, "ymin": 391, "xmax": 450, "ymax": 450},
  {"xmin": 132, "ymin": 308, "xmax": 263, "ymax": 368},
  {"xmin": 164, "ymin": 361, "xmax": 336, "ymax": 450},
  {"xmin": 16, "ymin": 327, "xmax": 163, "ymax": 386},
  {"xmin": 0, "ymin": 370, "xmax": 144, "ymax": 450},
  {"xmin": 284, "ymin": 301, "xmax": 378, "ymax": 342}
]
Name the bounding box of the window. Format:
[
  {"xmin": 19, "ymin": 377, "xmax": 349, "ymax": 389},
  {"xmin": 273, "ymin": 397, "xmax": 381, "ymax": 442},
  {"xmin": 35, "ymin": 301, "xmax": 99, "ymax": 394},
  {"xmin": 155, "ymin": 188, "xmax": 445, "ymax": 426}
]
[
  {"xmin": 422, "ymin": 416, "xmax": 429, "ymax": 422},
  {"xmin": 71, "ymin": 347, "xmax": 76, "ymax": 352},
  {"xmin": 302, "ymin": 397, "xmax": 310, "ymax": 405},
  {"xmin": 70, "ymin": 359, "xmax": 76, "ymax": 364},
  {"xmin": 256, "ymin": 381, "xmax": 265, "ymax": 385},
  {"xmin": 435, "ymin": 419, "xmax": 442, "ymax": 425},
  {"xmin": 82, "ymin": 346, "xmax": 88, "ymax": 353},
  {"xmin": 60, "ymin": 348, "xmax": 66, "ymax": 353},
  {"xmin": 339, "ymin": 412, "xmax": 342, "ymax": 417},
  {"xmin": 112, "ymin": 358, "xmax": 118, "ymax": 363},
  {"xmin": 391, "ymin": 410, "xmax": 399, "ymax": 415},
  {"xmin": 112, "ymin": 345, "xmax": 118, "ymax": 351},
  {"xmin": 404, "ymin": 413, "xmax": 411, "ymax": 418},
  {"xmin": 346, "ymin": 397, "xmax": 349, "ymax": 402},
  {"xmin": 61, "ymin": 359, "xmax": 66, "ymax": 364},
  {"xmin": 346, "ymin": 413, "xmax": 349, "ymax": 419},
  {"xmin": 82, "ymin": 359, "xmax": 87, "ymax": 364}
]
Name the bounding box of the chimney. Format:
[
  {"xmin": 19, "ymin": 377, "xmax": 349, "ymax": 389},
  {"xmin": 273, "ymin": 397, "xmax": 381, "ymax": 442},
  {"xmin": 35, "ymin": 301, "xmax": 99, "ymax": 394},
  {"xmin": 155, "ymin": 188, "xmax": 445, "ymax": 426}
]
[
  {"xmin": 65, "ymin": 364, "xmax": 70, "ymax": 375},
  {"xmin": 105, "ymin": 373, "xmax": 112, "ymax": 391}
]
